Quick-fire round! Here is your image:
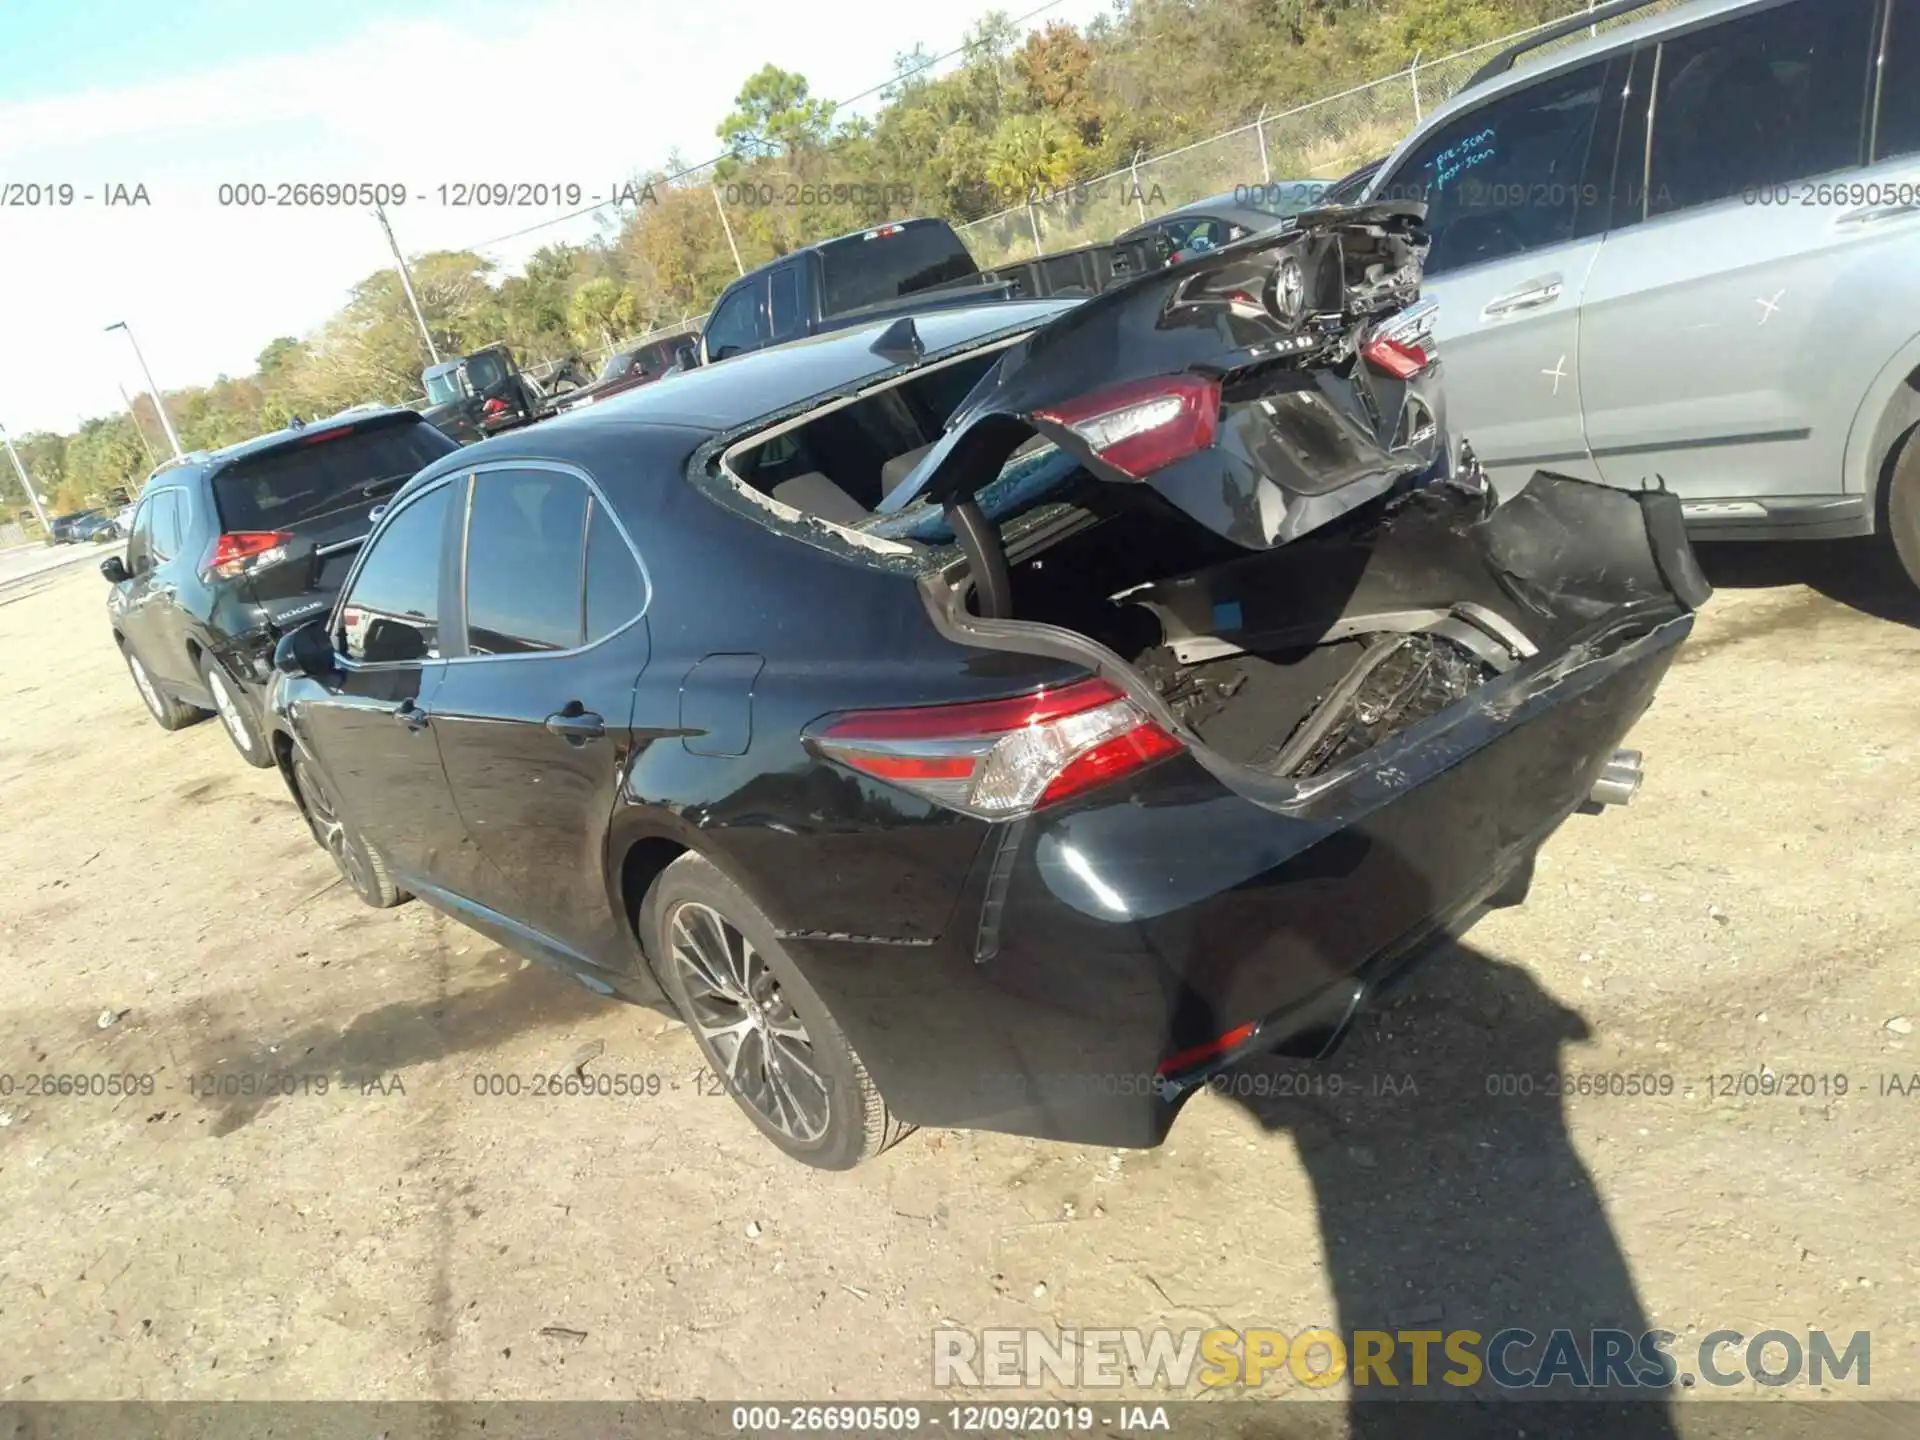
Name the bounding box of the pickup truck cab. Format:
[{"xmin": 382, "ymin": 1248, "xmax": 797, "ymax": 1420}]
[
  {"xmin": 699, "ymin": 218, "xmax": 1015, "ymax": 365},
  {"xmin": 421, "ymin": 344, "xmax": 588, "ymax": 445}
]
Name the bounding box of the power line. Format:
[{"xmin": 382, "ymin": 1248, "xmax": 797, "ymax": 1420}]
[{"xmin": 465, "ymin": 0, "xmax": 1073, "ymax": 254}]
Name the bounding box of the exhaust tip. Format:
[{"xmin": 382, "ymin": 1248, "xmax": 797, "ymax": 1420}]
[{"xmin": 1587, "ymin": 748, "xmax": 1644, "ymax": 808}]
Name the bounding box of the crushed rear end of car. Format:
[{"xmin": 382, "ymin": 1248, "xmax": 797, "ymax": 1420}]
[{"xmin": 708, "ymin": 204, "xmax": 1708, "ymax": 1146}]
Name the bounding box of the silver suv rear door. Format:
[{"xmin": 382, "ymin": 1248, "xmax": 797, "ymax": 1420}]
[{"xmin": 1576, "ymin": 0, "xmax": 1920, "ymax": 524}]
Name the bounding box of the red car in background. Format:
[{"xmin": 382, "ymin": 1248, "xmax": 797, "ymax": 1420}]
[{"xmin": 553, "ymin": 331, "xmax": 701, "ymax": 414}]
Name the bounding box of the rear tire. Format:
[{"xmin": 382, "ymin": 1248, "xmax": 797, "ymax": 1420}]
[
  {"xmin": 199, "ymin": 654, "xmax": 273, "ymax": 768},
  {"xmin": 1884, "ymin": 427, "xmax": 1920, "ymax": 591},
  {"xmin": 291, "ymin": 750, "xmax": 409, "ymax": 909},
  {"xmin": 122, "ymin": 644, "xmax": 203, "ymax": 732},
  {"xmin": 643, "ymin": 854, "xmax": 909, "ymax": 1169}
]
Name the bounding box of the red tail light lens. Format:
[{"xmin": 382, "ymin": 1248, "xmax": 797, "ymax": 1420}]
[
  {"xmin": 809, "ymin": 677, "xmax": 1183, "ymax": 818},
  {"xmin": 206, "ymin": 530, "xmax": 292, "ymax": 579},
  {"xmin": 482, "ymin": 397, "xmax": 508, "ymax": 415},
  {"xmin": 1361, "ymin": 336, "xmax": 1430, "ymax": 380},
  {"xmin": 1034, "ymin": 374, "xmax": 1221, "ymax": 481}
]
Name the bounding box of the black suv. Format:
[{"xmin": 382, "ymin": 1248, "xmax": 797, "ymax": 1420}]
[{"xmin": 102, "ymin": 409, "xmax": 458, "ymax": 767}]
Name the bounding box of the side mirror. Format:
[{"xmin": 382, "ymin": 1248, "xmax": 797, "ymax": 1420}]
[
  {"xmin": 99, "ymin": 555, "xmax": 130, "ymax": 585},
  {"xmin": 274, "ymin": 620, "xmax": 338, "ymax": 680}
]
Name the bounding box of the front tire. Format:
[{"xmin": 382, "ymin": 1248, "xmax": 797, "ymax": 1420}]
[
  {"xmin": 643, "ymin": 854, "xmax": 908, "ymax": 1169},
  {"xmin": 122, "ymin": 644, "xmax": 203, "ymax": 732},
  {"xmin": 200, "ymin": 654, "xmax": 273, "ymax": 768},
  {"xmin": 1884, "ymin": 426, "xmax": 1920, "ymax": 591},
  {"xmin": 291, "ymin": 750, "xmax": 409, "ymax": 909}
]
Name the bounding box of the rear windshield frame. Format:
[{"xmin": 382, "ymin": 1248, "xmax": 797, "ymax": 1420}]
[{"xmin": 701, "ymin": 325, "xmax": 1069, "ymax": 578}]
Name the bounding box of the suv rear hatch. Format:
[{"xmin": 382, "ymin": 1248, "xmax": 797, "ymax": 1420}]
[{"xmin": 208, "ymin": 414, "xmax": 456, "ymax": 636}]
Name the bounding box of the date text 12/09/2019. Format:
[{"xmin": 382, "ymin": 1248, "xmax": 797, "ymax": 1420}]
[{"xmin": 211, "ymin": 181, "xmax": 660, "ymax": 208}]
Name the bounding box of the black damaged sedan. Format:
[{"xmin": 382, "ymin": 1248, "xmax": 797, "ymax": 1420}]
[{"xmin": 263, "ymin": 203, "xmax": 1708, "ymax": 1168}]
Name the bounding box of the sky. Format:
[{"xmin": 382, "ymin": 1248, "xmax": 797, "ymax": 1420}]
[{"xmin": 0, "ymin": 0, "xmax": 1114, "ymax": 440}]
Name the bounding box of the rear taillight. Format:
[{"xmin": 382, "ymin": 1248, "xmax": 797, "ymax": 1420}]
[
  {"xmin": 205, "ymin": 530, "xmax": 292, "ymax": 579},
  {"xmin": 1034, "ymin": 374, "xmax": 1221, "ymax": 481},
  {"xmin": 808, "ymin": 677, "xmax": 1183, "ymax": 818},
  {"xmin": 482, "ymin": 397, "xmax": 508, "ymax": 415},
  {"xmin": 1361, "ymin": 336, "xmax": 1431, "ymax": 380}
]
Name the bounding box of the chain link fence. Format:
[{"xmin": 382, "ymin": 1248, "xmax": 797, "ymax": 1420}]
[{"xmin": 956, "ymin": 0, "xmax": 1695, "ymax": 265}]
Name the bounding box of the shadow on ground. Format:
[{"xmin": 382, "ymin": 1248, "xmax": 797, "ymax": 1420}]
[
  {"xmin": 1694, "ymin": 538, "xmax": 1920, "ymax": 628},
  {"xmin": 178, "ymin": 953, "xmax": 648, "ymax": 1135}
]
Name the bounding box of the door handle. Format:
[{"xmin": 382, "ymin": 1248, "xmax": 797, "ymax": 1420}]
[
  {"xmin": 1481, "ymin": 278, "xmax": 1564, "ymax": 319},
  {"xmin": 393, "ymin": 700, "xmax": 429, "ymax": 730},
  {"xmin": 545, "ymin": 706, "xmax": 605, "ymax": 742},
  {"xmin": 1836, "ymin": 202, "xmax": 1920, "ymax": 228}
]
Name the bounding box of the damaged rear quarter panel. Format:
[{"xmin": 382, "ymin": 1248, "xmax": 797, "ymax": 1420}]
[{"xmin": 878, "ymin": 203, "xmax": 1444, "ymax": 551}]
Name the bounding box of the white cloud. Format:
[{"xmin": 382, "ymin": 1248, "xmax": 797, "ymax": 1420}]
[{"xmin": 0, "ymin": 0, "xmax": 1110, "ymax": 434}]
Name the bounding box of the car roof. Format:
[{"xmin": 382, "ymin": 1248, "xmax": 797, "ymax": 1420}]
[
  {"xmin": 727, "ymin": 216, "xmax": 960, "ymax": 285},
  {"xmin": 1375, "ymin": 0, "xmax": 1750, "ymax": 183},
  {"xmin": 529, "ymin": 298, "xmax": 1073, "ymax": 431}
]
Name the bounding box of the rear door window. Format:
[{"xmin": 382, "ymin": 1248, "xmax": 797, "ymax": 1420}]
[
  {"xmin": 1647, "ymin": 0, "xmax": 1878, "ymax": 216},
  {"xmin": 584, "ymin": 498, "xmax": 646, "ymax": 643},
  {"xmin": 337, "ymin": 481, "xmax": 453, "ymax": 663},
  {"xmin": 1383, "ymin": 56, "xmax": 1615, "ymax": 275},
  {"xmin": 213, "ymin": 422, "xmax": 456, "ymax": 534},
  {"xmin": 461, "ymin": 469, "xmax": 590, "ymax": 656}
]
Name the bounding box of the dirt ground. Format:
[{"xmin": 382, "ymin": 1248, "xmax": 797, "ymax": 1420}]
[{"xmin": 1, "ymin": 541, "xmax": 1917, "ymax": 1421}]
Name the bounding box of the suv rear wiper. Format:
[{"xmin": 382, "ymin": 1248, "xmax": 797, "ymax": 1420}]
[{"xmin": 359, "ymin": 473, "xmax": 411, "ymax": 498}]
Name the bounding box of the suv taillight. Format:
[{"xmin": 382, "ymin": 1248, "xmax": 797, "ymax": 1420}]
[
  {"xmin": 206, "ymin": 530, "xmax": 291, "ymax": 579},
  {"xmin": 1034, "ymin": 374, "xmax": 1221, "ymax": 481},
  {"xmin": 807, "ymin": 678, "xmax": 1182, "ymax": 818}
]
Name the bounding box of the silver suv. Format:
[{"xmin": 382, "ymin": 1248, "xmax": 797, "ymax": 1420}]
[{"xmin": 1361, "ymin": 0, "xmax": 1920, "ymax": 583}]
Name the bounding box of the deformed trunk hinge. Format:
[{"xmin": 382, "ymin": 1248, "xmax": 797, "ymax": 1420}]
[{"xmin": 945, "ymin": 499, "xmax": 1014, "ymax": 620}]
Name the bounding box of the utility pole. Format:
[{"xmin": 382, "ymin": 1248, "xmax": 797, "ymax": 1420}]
[
  {"xmin": 374, "ymin": 202, "xmax": 442, "ymax": 365},
  {"xmin": 0, "ymin": 423, "xmax": 53, "ymax": 536},
  {"xmin": 119, "ymin": 384, "xmax": 158, "ymax": 470},
  {"xmin": 104, "ymin": 321, "xmax": 184, "ymax": 458},
  {"xmin": 711, "ymin": 185, "xmax": 746, "ymax": 277}
]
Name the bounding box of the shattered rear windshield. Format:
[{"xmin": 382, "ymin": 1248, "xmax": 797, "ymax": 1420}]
[{"xmin": 856, "ymin": 440, "xmax": 1084, "ymax": 548}]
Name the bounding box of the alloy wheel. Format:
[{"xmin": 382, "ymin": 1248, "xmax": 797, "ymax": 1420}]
[
  {"xmin": 667, "ymin": 901, "xmax": 830, "ymax": 1144},
  {"xmin": 127, "ymin": 653, "xmax": 164, "ymax": 720},
  {"xmin": 207, "ymin": 667, "xmax": 251, "ymax": 754},
  {"xmin": 293, "ymin": 754, "xmax": 373, "ymax": 897}
]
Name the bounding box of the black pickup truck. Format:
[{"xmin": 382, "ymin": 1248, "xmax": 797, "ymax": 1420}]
[
  {"xmin": 419, "ymin": 344, "xmax": 591, "ymax": 444},
  {"xmin": 698, "ymin": 217, "xmax": 1169, "ymax": 365}
]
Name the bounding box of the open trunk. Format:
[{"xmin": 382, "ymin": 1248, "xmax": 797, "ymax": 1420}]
[
  {"xmin": 713, "ymin": 201, "xmax": 1703, "ymax": 790},
  {"xmin": 924, "ymin": 466, "xmax": 1707, "ymax": 789}
]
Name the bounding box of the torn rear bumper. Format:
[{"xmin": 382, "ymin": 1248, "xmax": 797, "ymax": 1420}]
[{"xmin": 789, "ymin": 474, "xmax": 1704, "ymax": 1147}]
